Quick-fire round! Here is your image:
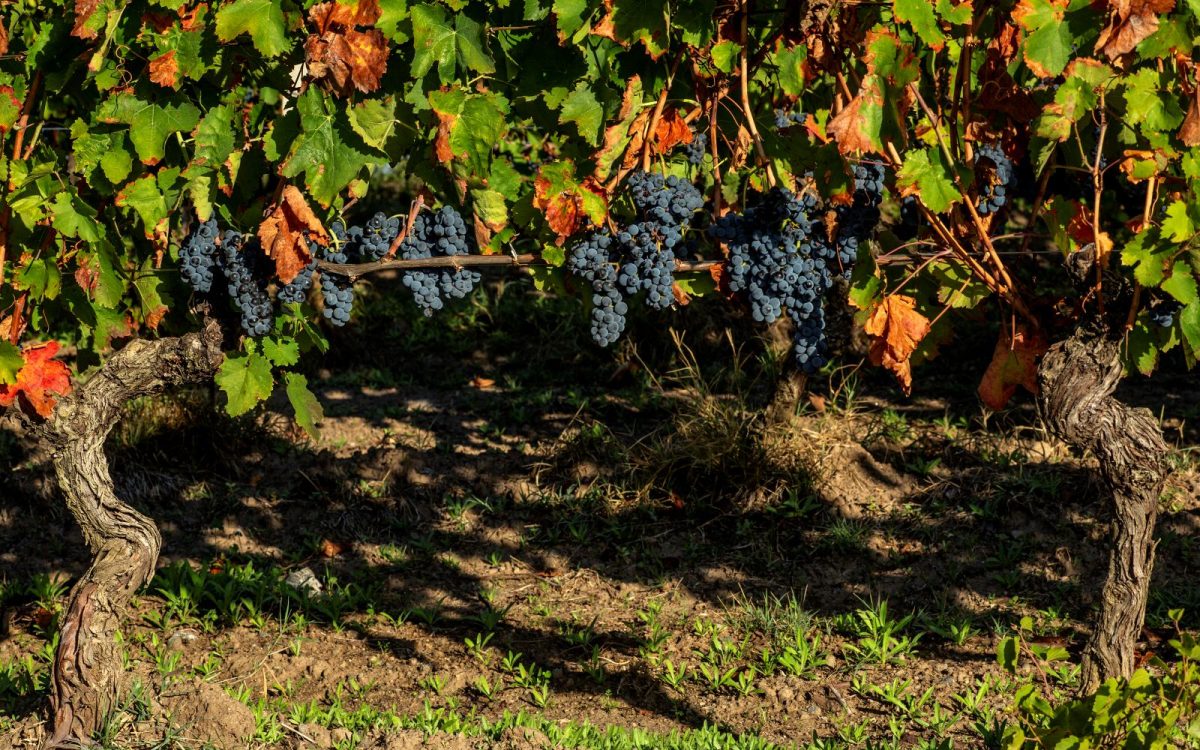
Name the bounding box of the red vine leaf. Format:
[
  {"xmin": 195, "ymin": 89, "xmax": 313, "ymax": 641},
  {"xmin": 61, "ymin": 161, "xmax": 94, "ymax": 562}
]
[
  {"xmin": 1095, "ymin": 0, "xmax": 1175, "ymax": 61},
  {"xmin": 149, "ymin": 51, "xmax": 180, "ymax": 89},
  {"xmin": 533, "ymin": 162, "xmax": 608, "ymax": 245},
  {"xmin": 863, "ymin": 294, "xmax": 931, "ymax": 395},
  {"xmin": 652, "ymin": 107, "xmax": 692, "ymax": 155},
  {"xmin": 72, "ymin": 0, "xmax": 103, "ymax": 38},
  {"xmin": 0, "ymin": 341, "xmax": 72, "ymax": 419},
  {"xmin": 1066, "ymin": 201, "xmax": 1114, "ymax": 263},
  {"xmin": 258, "ymin": 186, "xmax": 329, "ymax": 284},
  {"xmin": 305, "ymin": 2, "xmax": 389, "ymax": 95},
  {"xmin": 827, "ymin": 82, "xmax": 883, "ymax": 155},
  {"xmin": 978, "ymin": 323, "xmax": 1048, "ymax": 411},
  {"xmin": 1179, "ymin": 87, "xmax": 1200, "ymax": 146}
]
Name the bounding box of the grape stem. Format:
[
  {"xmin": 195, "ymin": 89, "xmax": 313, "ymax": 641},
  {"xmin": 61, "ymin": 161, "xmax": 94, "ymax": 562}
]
[
  {"xmin": 381, "ymin": 195, "xmax": 425, "ymax": 261},
  {"xmin": 739, "ymin": 2, "xmax": 776, "ymax": 188}
]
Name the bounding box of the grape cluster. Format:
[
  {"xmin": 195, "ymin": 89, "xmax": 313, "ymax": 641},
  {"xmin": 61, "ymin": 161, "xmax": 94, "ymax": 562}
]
[
  {"xmin": 179, "ymin": 219, "xmax": 220, "ymax": 293},
  {"xmin": 360, "ymin": 212, "xmax": 400, "ymax": 261},
  {"xmin": 684, "ymin": 132, "xmax": 707, "ymax": 165},
  {"xmin": 220, "ymin": 232, "xmax": 275, "ymax": 337},
  {"xmin": 616, "ymin": 171, "xmax": 704, "ymax": 310},
  {"xmin": 568, "ymin": 231, "xmax": 627, "ymax": 346},
  {"xmin": 974, "ymin": 143, "xmax": 1013, "ymax": 215},
  {"xmin": 773, "ymin": 109, "xmax": 806, "ymax": 130},
  {"xmin": 277, "ymin": 256, "xmax": 316, "ymax": 304},
  {"xmin": 834, "ymin": 162, "xmax": 885, "ymax": 275},
  {"xmin": 710, "ymin": 187, "xmax": 847, "ymax": 373},
  {"xmin": 1147, "ymin": 296, "xmax": 1181, "ymax": 328},
  {"xmin": 398, "ymin": 205, "xmax": 480, "ymax": 316},
  {"xmin": 318, "ymin": 240, "xmax": 354, "ymax": 327}
]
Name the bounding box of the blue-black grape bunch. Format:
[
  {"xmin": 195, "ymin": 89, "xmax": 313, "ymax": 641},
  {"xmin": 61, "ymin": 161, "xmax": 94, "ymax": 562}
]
[
  {"xmin": 711, "ymin": 165, "xmax": 885, "ymax": 374},
  {"xmin": 179, "ymin": 218, "xmax": 220, "ymax": 293},
  {"xmin": 1146, "ymin": 296, "xmax": 1181, "ymax": 328},
  {"xmin": 774, "ymin": 109, "xmax": 806, "ymax": 130},
  {"xmin": 567, "ymin": 231, "xmax": 627, "ymax": 347},
  {"xmin": 398, "ymin": 205, "xmax": 481, "ymax": 316},
  {"xmin": 683, "ymin": 132, "xmax": 707, "ymax": 165},
  {"xmin": 219, "ymin": 232, "xmax": 275, "ymax": 338},
  {"xmin": 974, "ymin": 143, "xmax": 1014, "ymax": 216},
  {"xmin": 176, "ymin": 205, "xmax": 480, "ymax": 333},
  {"xmin": 565, "ymin": 171, "xmax": 704, "ymax": 347},
  {"xmin": 834, "ymin": 161, "xmax": 885, "ymax": 275}
]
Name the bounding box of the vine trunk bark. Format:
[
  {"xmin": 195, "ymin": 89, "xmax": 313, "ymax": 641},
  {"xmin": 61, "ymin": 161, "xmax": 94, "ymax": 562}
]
[
  {"xmin": 1036, "ymin": 325, "xmax": 1169, "ymax": 693},
  {"xmin": 43, "ymin": 319, "xmax": 225, "ymax": 747}
]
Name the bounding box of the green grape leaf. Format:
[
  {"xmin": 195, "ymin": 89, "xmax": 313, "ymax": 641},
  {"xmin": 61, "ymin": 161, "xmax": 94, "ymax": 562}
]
[
  {"xmin": 895, "ymin": 0, "xmax": 945, "ymax": 49},
  {"xmin": 1180, "ymin": 301, "xmax": 1200, "ymax": 353},
  {"xmin": 285, "ymin": 372, "xmax": 324, "ymax": 440},
  {"xmin": 1162, "ymin": 261, "xmax": 1199, "ymax": 305},
  {"xmin": 217, "ymin": 344, "xmax": 275, "ymax": 417},
  {"xmin": 712, "ymin": 41, "xmax": 742, "ymax": 76},
  {"xmin": 429, "ymin": 86, "xmax": 509, "ymax": 181},
  {"xmin": 896, "ymin": 148, "xmax": 962, "ymax": 213},
  {"xmin": 194, "ymin": 104, "xmax": 238, "ymax": 168},
  {"xmin": 1121, "ymin": 229, "xmax": 1171, "ymax": 287},
  {"xmin": 1162, "ymin": 200, "xmax": 1196, "ymax": 242},
  {"xmin": 348, "ymin": 97, "xmax": 400, "ymax": 152},
  {"xmin": 936, "ymin": 0, "xmax": 972, "ymax": 24},
  {"xmin": 552, "ymin": 0, "xmax": 591, "ymax": 42},
  {"xmin": 559, "ymin": 83, "xmax": 604, "ymax": 146},
  {"xmin": 1123, "ymin": 68, "xmax": 1186, "ymax": 136},
  {"xmin": 115, "ymin": 175, "xmax": 169, "ymax": 240},
  {"xmin": 1014, "ymin": 0, "xmax": 1072, "ymax": 78},
  {"xmin": 262, "ymin": 336, "xmax": 300, "ymax": 367},
  {"xmin": 473, "ymin": 188, "xmax": 509, "ymax": 231},
  {"xmin": 215, "ymin": 0, "xmax": 289, "ymax": 57},
  {"xmin": 100, "ymin": 146, "xmax": 133, "ymax": 184},
  {"xmin": 96, "ymin": 93, "xmax": 201, "ymax": 165},
  {"xmin": 17, "ymin": 259, "xmax": 62, "ymax": 301},
  {"xmin": 610, "ymin": 0, "xmax": 667, "ymax": 58},
  {"xmin": 410, "ymin": 4, "xmax": 495, "ymax": 82},
  {"xmin": 51, "ymin": 191, "xmax": 103, "ymax": 244},
  {"xmin": 0, "ymin": 342, "xmax": 22, "ymax": 385},
  {"xmin": 282, "ymin": 89, "xmax": 384, "ymax": 207},
  {"xmin": 1127, "ymin": 320, "xmax": 1159, "ymax": 376}
]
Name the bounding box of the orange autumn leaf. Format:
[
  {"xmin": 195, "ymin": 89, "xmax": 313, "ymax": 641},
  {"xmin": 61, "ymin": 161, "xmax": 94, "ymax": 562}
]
[
  {"xmin": 1066, "ymin": 202, "xmax": 1114, "ymax": 263},
  {"xmin": 977, "ymin": 323, "xmax": 1048, "ymax": 411},
  {"xmin": 258, "ymin": 185, "xmax": 329, "ymax": 284},
  {"xmin": 1180, "ymin": 87, "xmax": 1200, "ymax": 147},
  {"xmin": 863, "ymin": 295, "xmax": 931, "ymax": 395},
  {"xmin": 149, "ymin": 50, "xmax": 179, "ymax": 89},
  {"xmin": 0, "ymin": 341, "xmax": 73, "ymax": 419},
  {"xmin": 469, "ymin": 375, "xmax": 496, "ymax": 389},
  {"xmin": 1095, "ymin": 0, "xmax": 1175, "ymax": 61},
  {"xmin": 72, "ymin": 0, "xmax": 103, "ymax": 38},
  {"xmin": 652, "ymin": 107, "xmax": 693, "ymax": 154},
  {"xmin": 305, "ymin": 1, "xmax": 389, "ymax": 95},
  {"xmin": 319, "ymin": 538, "xmax": 344, "ymax": 558},
  {"xmin": 827, "ymin": 83, "xmax": 883, "ymax": 155}
]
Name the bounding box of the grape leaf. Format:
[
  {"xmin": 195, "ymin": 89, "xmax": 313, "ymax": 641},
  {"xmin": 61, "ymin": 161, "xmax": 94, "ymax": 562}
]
[
  {"xmin": 977, "ymin": 323, "xmax": 1048, "ymax": 410},
  {"xmin": 258, "ymin": 185, "xmax": 328, "ymax": 283},
  {"xmin": 0, "ymin": 341, "xmax": 22, "ymax": 385},
  {"xmin": 215, "ymin": 0, "xmax": 289, "ymax": 57},
  {"xmin": 262, "ymin": 336, "xmax": 300, "ymax": 366},
  {"xmin": 552, "ymin": 0, "xmax": 591, "ymax": 43},
  {"xmin": 895, "ymin": 0, "xmax": 945, "ymax": 50},
  {"xmin": 51, "ymin": 191, "xmax": 103, "ymax": 244},
  {"xmin": 864, "ymin": 294, "xmax": 931, "ymax": 395},
  {"xmin": 1096, "ymin": 0, "xmax": 1175, "ymax": 60},
  {"xmin": 282, "ymin": 88, "xmax": 384, "ymax": 207},
  {"xmin": 712, "ymin": 41, "xmax": 742, "ymax": 76},
  {"xmin": 216, "ymin": 344, "xmax": 274, "ymax": 417},
  {"xmin": 896, "ymin": 148, "xmax": 961, "ymax": 212},
  {"xmin": 1180, "ymin": 301, "xmax": 1200, "ymax": 353},
  {"xmin": 610, "ymin": 0, "xmax": 667, "ymax": 58},
  {"xmin": 559, "ymin": 83, "xmax": 604, "ymax": 146},
  {"xmin": 410, "ymin": 3, "xmax": 495, "ymax": 82},
  {"xmin": 285, "ymin": 372, "xmax": 324, "ymax": 439},
  {"xmin": 1162, "ymin": 261, "xmax": 1199, "ymax": 305},
  {"xmin": 1014, "ymin": 0, "xmax": 1072, "ymax": 78},
  {"xmin": 115, "ymin": 175, "xmax": 169, "ymax": 241},
  {"xmin": 1162, "ymin": 200, "xmax": 1196, "ymax": 242},
  {"xmin": 0, "ymin": 341, "xmax": 72, "ymax": 418},
  {"xmin": 1123, "ymin": 67, "xmax": 1186, "ymax": 136}
]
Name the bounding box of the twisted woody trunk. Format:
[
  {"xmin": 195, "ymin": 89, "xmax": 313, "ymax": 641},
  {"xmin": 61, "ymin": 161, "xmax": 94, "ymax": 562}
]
[
  {"xmin": 42, "ymin": 319, "xmax": 225, "ymax": 745},
  {"xmin": 1035, "ymin": 250, "xmax": 1170, "ymax": 692}
]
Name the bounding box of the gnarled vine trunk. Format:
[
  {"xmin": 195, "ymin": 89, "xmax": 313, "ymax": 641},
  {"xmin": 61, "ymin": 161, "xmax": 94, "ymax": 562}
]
[
  {"xmin": 43, "ymin": 319, "xmax": 225, "ymax": 747},
  {"xmin": 1037, "ymin": 325, "xmax": 1169, "ymax": 693}
]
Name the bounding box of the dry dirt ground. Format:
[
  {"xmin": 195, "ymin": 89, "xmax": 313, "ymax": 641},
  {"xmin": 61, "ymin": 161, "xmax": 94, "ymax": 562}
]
[{"xmin": 0, "ymin": 289, "xmax": 1197, "ymax": 749}]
